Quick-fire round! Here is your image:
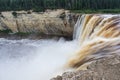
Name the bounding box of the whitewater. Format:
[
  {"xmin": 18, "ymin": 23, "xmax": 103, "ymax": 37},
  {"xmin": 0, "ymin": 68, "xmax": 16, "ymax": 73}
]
[{"xmin": 0, "ymin": 38, "xmax": 79, "ymax": 80}]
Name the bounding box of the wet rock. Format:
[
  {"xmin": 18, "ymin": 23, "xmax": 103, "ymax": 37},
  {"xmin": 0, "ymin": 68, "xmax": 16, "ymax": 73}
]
[
  {"xmin": 51, "ymin": 76, "xmax": 62, "ymax": 80},
  {"xmin": 51, "ymin": 54, "xmax": 120, "ymax": 80}
]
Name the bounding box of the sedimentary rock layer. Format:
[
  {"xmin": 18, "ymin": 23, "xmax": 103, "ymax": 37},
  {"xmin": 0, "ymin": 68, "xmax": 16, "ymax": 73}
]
[{"xmin": 0, "ymin": 10, "xmax": 78, "ymax": 38}]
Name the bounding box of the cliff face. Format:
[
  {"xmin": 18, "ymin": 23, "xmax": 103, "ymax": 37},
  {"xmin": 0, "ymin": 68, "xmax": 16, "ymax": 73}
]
[{"xmin": 0, "ymin": 10, "xmax": 78, "ymax": 39}]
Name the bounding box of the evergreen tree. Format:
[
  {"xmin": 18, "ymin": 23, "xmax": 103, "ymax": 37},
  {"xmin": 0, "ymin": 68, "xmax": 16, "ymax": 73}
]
[{"xmin": 0, "ymin": 0, "xmax": 120, "ymax": 11}]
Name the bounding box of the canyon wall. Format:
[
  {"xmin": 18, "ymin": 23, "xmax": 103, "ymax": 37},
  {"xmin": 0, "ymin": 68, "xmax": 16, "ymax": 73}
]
[{"xmin": 0, "ymin": 10, "xmax": 79, "ymax": 39}]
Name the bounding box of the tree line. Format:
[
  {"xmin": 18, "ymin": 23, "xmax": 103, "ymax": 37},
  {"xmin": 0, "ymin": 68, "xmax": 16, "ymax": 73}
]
[{"xmin": 0, "ymin": 0, "xmax": 120, "ymax": 11}]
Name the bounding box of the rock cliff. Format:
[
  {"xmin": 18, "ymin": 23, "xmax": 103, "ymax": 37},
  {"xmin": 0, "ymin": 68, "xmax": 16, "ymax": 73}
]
[{"xmin": 0, "ymin": 9, "xmax": 78, "ymax": 39}]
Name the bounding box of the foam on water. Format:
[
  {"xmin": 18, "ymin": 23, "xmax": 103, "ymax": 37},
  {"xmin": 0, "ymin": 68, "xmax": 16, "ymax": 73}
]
[{"xmin": 0, "ymin": 38, "xmax": 79, "ymax": 80}]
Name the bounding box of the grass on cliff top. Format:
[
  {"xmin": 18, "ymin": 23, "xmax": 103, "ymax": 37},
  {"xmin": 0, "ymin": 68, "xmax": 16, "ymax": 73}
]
[{"xmin": 71, "ymin": 9, "xmax": 120, "ymax": 14}]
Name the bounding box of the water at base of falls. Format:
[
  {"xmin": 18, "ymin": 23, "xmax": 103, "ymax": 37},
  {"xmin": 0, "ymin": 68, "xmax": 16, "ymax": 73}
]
[{"xmin": 0, "ymin": 38, "xmax": 79, "ymax": 80}]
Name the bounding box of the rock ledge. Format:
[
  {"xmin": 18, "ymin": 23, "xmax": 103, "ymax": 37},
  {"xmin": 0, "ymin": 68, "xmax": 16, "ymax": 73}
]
[{"xmin": 51, "ymin": 54, "xmax": 120, "ymax": 80}]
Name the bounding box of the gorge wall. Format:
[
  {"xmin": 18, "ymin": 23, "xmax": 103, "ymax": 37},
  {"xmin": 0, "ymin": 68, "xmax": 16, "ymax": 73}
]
[{"xmin": 0, "ymin": 9, "xmax": 78, "ymax": 39}]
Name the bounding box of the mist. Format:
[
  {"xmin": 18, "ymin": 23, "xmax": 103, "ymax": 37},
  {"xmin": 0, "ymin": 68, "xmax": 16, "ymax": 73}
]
[{"xmin": 0, "ymin": 38, "xmax": 79, "ymax": 80}]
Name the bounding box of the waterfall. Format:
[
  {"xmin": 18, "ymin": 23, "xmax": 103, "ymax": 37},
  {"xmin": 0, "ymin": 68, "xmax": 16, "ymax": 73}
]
[
  {"xmin": 1, "ymin": 14, "xmax": 120, "ymax": 80},
  {"xmin": 68, "ymin": 14, "xmax": 120, "ymax": 68},
  {"xmin": 73, "ymin": 15, "xmax": 85, "ymax": 40},
  {"xmin": 73, "ymin": 14, "xmax": 120, "ymax": 43}
]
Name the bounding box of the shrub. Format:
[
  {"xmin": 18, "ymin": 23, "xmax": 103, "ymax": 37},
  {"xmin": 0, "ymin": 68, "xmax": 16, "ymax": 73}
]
[{"xmin": 12, "ymin": 11, "xmax": 17, "ymax": 18}]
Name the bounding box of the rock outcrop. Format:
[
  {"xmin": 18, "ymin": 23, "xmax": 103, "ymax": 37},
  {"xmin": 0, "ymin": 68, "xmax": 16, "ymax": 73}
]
[
  {"xmin": 0, "ymin": 9, "xmax": 78, "ymax": 39},
  {"xmin": 51, "ymin": 54, "xmax": 120, "ymax": 80}
]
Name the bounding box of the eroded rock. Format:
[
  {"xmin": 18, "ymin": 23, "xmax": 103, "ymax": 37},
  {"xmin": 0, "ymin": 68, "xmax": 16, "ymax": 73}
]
[
  {"xmin": 51, "ymin": 54, "xmax": 120, "ymax": 80},
  {"xmin": 0, "ymin": 10, "xmax": 78, "ymax": 39}
]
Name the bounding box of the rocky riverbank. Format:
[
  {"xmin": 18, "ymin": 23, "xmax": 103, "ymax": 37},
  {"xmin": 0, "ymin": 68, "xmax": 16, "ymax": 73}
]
[
  {"xmin": 0, "ymin": 9, "xmax": 79, "ymax": 39},
  {"xmin": 51, "ymin": 54, "xmax": 120, "ymax": 80}
]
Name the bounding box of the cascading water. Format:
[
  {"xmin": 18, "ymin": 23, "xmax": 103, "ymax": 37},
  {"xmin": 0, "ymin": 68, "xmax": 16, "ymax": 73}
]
[
  {"xmin": 73, "ymin": 14, "xmax": 120, "ymax": 43},
  {"xmin": 73, "ymin": 15, "xmax": 84, "ymax": 40},
  {"xmin": 68, "ymin": 14, "xmax": 120, "ymax": 68}
]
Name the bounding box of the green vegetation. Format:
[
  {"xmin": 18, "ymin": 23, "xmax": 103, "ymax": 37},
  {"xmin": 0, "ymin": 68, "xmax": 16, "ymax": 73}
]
[
  {"xmin": 15, "ymin": 32, "xmax": 31, "ymax": 36},
  {"xmin": 0, "ymin": 29, "xmax": 45, "ymax": 35},
  {"xmin": 12, "ymin": 11, "xmax": 17, "ymax": 17},
  {"xmin": 0, "ymin": 0, "xmax": 120, "ymax": 12},
  {"xmin": 72, "ymin": 9, "xmax": 120, "ymax": 14},
  {"xmin": 0, "ymin": 29, "xmax": 12, "ymax": 34},
  {"xmin": 0, "ymin": 29, "xmax": 31, "ymax": 35}
]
